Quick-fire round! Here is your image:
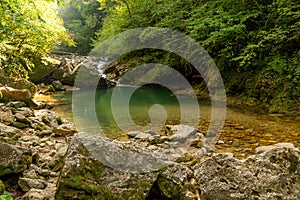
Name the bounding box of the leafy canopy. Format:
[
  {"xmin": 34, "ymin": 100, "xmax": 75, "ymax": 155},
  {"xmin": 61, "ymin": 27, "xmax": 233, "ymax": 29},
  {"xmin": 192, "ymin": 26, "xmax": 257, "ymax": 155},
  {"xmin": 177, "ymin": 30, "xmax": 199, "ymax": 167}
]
[{"xmin": 0, "ymin": 0, "xmax": 74, "ymax": 78}]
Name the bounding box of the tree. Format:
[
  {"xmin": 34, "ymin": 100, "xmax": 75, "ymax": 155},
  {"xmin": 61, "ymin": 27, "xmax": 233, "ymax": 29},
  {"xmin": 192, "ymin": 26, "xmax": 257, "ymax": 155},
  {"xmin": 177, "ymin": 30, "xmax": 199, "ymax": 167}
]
[
  {"xmin": 93, "ymin": 0, "xmax": 300, "ymax": 111},
  {"xmin": 57, "ymin": 0, "xmax": 105, "ymax": 55},
  {"xmin": 0, "ymin": 0, "xmax": 73, "ymax": 78}
]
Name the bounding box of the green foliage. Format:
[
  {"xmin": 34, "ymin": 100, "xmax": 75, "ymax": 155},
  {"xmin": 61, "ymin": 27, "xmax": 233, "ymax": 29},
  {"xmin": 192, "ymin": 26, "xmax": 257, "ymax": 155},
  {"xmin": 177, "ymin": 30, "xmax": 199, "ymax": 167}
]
[
  {"xmin": 94, "ymin": 0, "xmax": 300, "ymax": 112},
  {"xmin": 0, "ymin": 194, "xmax": 14, "ymax": 200},
  {"xmin": 0, "ymin": 0, "xmax": 73, "ymax": 78},
  {"xmin": 57, "ymin": 0, "xmax": 105, "ymax": 55}
]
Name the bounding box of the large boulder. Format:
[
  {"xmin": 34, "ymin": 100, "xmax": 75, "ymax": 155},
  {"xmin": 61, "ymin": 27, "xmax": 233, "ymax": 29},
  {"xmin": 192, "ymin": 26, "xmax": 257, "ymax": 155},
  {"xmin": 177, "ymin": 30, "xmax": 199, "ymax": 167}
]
[
  {"xmin": 0, "ymin": 87, "xmax": 37, "ymax": 107},
  {"xmin": 55, "ymin": 133, "xmax": 199, "ymax": 200},
  {"xmin": 56, "ymin": 131, "xmax": 300, "ymax": 200},
  {"xmin": 0, "ymin": 75, "xmax": 37, "ymax": 95},
  {"xmin": 55, "ymin": 133, "xmax": 160, "ymax": 199},
  {"xmin": 194, "ymin": 143, "xmax": 300, "ymax": 199},
  {"xmin": 0, "ymin": 142, "xmax": 32, "ymax": 176}
]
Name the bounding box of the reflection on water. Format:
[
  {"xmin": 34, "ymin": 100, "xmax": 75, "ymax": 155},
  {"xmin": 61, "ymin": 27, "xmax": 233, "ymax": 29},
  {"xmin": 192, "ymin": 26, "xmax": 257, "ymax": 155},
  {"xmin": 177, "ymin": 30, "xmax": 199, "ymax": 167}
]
[
  {"xmin": 44, "ymin": 87, "xmax": 300, "ymax": 158},
  {"xmin": 51, "ymin": 87, "xmax": 209, "ymax": 139}
]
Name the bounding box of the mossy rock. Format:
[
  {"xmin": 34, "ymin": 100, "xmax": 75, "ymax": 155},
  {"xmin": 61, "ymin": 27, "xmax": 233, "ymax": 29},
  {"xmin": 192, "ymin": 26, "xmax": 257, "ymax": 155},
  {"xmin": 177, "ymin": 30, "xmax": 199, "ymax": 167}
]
[
  {"xmin": 156, "ymin": 176, "xmax": 182, "ymax": 199},
  {"xmin": 55, "ymin": 139, "xmax": 118, "ymax": 199},
  {"xmin": 56, "ymin": 134, "xmax": 159, "ymax": 200},
  {"xmin": 0, "ymin": 194, "xmax": 14, "ymax": 200},
  {"xmin": 0, "ymin": 142, "xmax": 32, "ymax": 176},
  {"xmin": 12, "ymin": 122, "xmax": 27, "ymax": 129},
  {"xmin": 0, "ymin": 75, "xmax": 37, "ymax": 95},
  {"xmin": 0, "ymin": 180, "xmax": 4, "ymax": 195}
]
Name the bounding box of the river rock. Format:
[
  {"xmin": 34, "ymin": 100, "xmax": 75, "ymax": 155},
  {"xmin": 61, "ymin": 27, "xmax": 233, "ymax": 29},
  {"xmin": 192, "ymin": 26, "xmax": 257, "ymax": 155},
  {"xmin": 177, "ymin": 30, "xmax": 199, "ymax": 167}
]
[
  {"xmin": 14, "ymin": 113, "xmax": 31, "ymax": 126},
  {"xmin": 15, "ymin": 107, "xmax": 34, "ymax": 117},
  {"xmin": 6, "ymin": 101, "xmax": 27, "ymax": 109},
  {"xmin": 255, "ymin": 142, "xmax": 295, "ymax": 154},
  {"xmin": 0, "ymin": 142, "xmax": 32, "ymax": 176},
  {"xmin": 0, "ymin": 122, "xmax": 21, "ymax": 143},
  {"xmin": 18, "ymin": 178, "xmax": 47, "ymax": 192},
  {"xmin": 0, "ymin": 75, "xmax": 37, "ymax": 95},
  {"xmin": 52, "ymin": 80, "xmax": 64, "ymax": 91},
  {"xmin": 22, "ymin": 186, "xmax": 56, "ymax": 200},
  {"xmin": 12, "ymin": 121, "xmax": 27, "ymax": 129},
  {"xmin": 55, "ymin": 133, "xmax": 160, "ymax": 199},
  {"xmin": 126, "ymin": 131, "xmax": 141, "ymax": 138},
  {"xmin": 193, "ymin": 145, "xmax": 300, "ymax": 199},
  {"xmin": 52, "ymin": 124, "xmax": 77, "ymax": 136},
  {"xmin": 56, "ymin": 133, "xmax": 209, "ymax": 199},
  {"xmin": 165, "ymin": 124, "xmax": 197, "ymax": 140},
  {"xmin": 34, "ymin": 110, "xmax": 62, "ymax": 128},
  {"xmin": 0, "ymin": 87, "xmax": 37, "ymax": 107},
  {"xmin": 0, "ymin": 107, "xmax": 14, "ymax": 125}
]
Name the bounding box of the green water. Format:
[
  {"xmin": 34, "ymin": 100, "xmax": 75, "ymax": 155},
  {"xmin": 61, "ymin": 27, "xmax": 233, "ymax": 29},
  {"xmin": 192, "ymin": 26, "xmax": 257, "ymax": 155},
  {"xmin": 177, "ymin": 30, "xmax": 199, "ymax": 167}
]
[
  {"xmin": 50, "ymin": 87, "xmax": 300, "ymax": 157},
  {"xmin": 52, "ymin": 86, "xmax": 207, "ymax": 139}
]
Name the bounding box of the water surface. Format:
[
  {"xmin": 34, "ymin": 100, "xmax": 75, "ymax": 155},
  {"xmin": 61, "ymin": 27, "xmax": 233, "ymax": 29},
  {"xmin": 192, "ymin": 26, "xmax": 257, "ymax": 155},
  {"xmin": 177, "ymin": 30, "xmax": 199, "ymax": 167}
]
[{"xmin": 39, "ymin": 88, "xmax": 300, "ymax": 158}]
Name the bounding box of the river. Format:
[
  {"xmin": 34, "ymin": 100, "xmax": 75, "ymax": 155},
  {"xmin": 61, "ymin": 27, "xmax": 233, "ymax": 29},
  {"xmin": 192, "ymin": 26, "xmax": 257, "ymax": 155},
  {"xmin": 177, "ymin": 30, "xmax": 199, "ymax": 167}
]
[{"xmin": 35, "ymin": 87, "xmax": 300, "ymax": 158}]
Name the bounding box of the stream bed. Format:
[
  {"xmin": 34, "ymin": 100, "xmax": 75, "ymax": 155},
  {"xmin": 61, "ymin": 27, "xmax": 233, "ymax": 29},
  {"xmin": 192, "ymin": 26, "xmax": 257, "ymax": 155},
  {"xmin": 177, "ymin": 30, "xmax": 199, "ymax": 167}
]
[{"xmin": 35, "ymin": 87, "xmax": 300, "ymax": 159}]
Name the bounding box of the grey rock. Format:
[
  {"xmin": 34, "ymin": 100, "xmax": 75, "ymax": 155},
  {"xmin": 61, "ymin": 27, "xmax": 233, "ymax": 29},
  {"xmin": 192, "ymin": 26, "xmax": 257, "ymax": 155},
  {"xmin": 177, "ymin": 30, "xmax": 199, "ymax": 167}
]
[
  {"xmin": 0, "ymin": 122, "xmax": 21, "ymax": 141},
  {"xmin": 16, "ymin": 107, "xmax": 34, "ymax": 117},
  {"xmin": 166, "ymin": 124, "xmax": 197, "ymax": 141},
  {"xmin": 52, "ymin": 124, "xmax": 77, "ymax": 136},
  {"xmin": 255, "ymin": 142, "xmax": 295, "ymax": 154},
  {"xmin": 55, "ymin": 133, "xmax": 174, "ymax": 199},
  {"xmin": 155, "ymin": 164, "xmax": 194, "ymax": 199},
  {"xmin": 38, "ymin": 130, "xmax": 53, "ymax": 137},
  {"xmin": 6, "ymin": 101, "xmax": 27, "ymax": 109},
  {"xmin": 20, "ymin": 136, "xmax": 40, "ymax": 146},
  {"xmin": 135, "ymin": 132, "xmax": 152, "ymax": 140},
  {"xmin": 0, "ymin": 107, "xmax": 14, "ymax": 125},
  {"xmin": 34, "ymin": 110, "xmax": 62, "ymax": 128},
  {"xmin": 0, "ymin": 75, "xmax": 37, "ymax": 95},
  {"xmin": 22, "ymin": 184, "xmax": 56, "ymax": 200},
  {"xmin": 0, "ymin": 142, "xmax": 32, "ymax": 176},
  {"xmin": 15, "ymin": 113, "xmax": 32, "ymax": 125},
  {"xmin": 145, "ymin": 130, "xmax": 160, "ymax": 136},
  {"xmin": 18, "ymin": 178, "xmax": 47, "ymax": 192},
  {"xmin": 12, "ymin": 121, "xmax": 27, "ymax": 129},
  {"xmin": 126, "ymin": 131, "xmax": 141, "ymax": 138},
  {"xmin": 193, "ymin": 146, "xmax": 300, "ymax": 199},
  {"xmin": 15, "ymin": 113, "xmax": 26, "ymax": 121},
  {"xmin": 52, "ymin": 80, "xmax": 64, "ymax": 91}
]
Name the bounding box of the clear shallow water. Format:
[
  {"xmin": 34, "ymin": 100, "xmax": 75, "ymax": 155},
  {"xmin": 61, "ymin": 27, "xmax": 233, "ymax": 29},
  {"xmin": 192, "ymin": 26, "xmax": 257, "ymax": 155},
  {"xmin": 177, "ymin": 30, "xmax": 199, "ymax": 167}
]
[
  {"xmin": 51, "ymin": 87, "xmax": 209, "ymax": 139},
  {"xmin": 42, "ymin": 88, "xmax": 300, "ymax": 158}
]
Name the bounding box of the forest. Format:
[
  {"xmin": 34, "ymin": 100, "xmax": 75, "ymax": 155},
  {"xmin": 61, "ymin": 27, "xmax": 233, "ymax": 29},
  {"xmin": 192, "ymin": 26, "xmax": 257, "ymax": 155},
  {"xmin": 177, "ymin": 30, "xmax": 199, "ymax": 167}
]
[
  {"xmin": 0, "ymin": 1, "xmax": 300, "ymax": 199},
  {"xmin": 1, "ymin": 0, "xmax": 299, "ymax": 113}
]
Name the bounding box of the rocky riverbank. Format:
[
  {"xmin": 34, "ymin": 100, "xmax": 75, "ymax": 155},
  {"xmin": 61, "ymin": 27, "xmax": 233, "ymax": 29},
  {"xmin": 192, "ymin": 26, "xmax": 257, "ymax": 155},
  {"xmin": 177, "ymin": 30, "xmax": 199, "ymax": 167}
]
[
  {"xmin": 0, "ymin": 99, "xmax": 299, "ymax": 199},
  {"xmin": 0, "ymin": 101, "xmax": 77, "ymax": 199},
  {"xmin": 0, "ymin": 71, "xmax": 299, "ymax": 199}
]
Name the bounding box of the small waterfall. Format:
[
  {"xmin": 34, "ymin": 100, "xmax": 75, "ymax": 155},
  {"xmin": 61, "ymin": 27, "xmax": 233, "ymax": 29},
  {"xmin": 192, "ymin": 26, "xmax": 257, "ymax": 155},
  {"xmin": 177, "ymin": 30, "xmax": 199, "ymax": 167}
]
[{"xmin": 97, "ymin": 60, "xmax": 107, "ymax": 78}]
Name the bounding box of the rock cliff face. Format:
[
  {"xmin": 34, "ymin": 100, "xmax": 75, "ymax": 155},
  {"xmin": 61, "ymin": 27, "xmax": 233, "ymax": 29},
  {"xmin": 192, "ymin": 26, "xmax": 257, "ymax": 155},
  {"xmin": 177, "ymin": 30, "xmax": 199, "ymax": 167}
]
[{"xmin": 56, "ymin": 132, "xmax": 300, "ymax": 200}]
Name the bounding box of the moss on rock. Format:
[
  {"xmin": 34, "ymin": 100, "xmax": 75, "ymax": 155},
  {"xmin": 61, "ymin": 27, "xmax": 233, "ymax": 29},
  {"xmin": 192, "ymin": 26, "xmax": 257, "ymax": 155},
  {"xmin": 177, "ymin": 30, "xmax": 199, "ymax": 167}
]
[{"xmin": 0, "ymin": 180, "xmax": 5, "ymax": 195}]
